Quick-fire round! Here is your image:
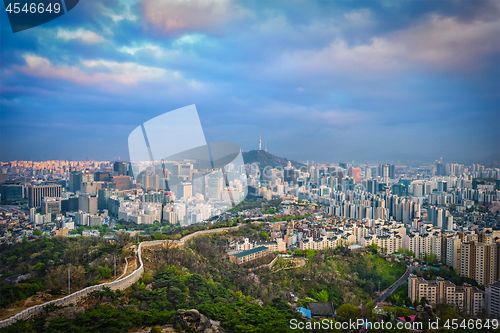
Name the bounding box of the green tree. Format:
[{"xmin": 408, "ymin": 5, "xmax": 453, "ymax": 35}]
[
  {"xmin": 315, "ymin": 290, "xmax": 329, "ymax": 302},
  {"xmin": 33, "ymin": 230, "xmax": 42, "ymax": 236},
  {"xmin": 366, "ymin": 300, "xmax": 374, "ymax": 320},
  {"xmin": 98, "ymin": 266, "xmax": 112, "ymax": 279},
  {"xmin": 337, "ymin": 303, "xmax": 361, "ymax": 320}
]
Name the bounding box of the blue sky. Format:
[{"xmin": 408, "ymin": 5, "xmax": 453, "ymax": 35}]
[{"xmin": 1, "ymin": 0, "xmax": 499, "ymax": 164}]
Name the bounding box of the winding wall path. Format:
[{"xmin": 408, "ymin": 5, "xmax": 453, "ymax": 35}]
[{"xmin": 0, "ymin": 224, "xmax": 243, "ymax": 328}]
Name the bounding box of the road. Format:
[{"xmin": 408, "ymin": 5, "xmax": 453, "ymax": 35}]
[{"xmin": 375, "ymin": 266, "xmax": 416, "ymax": 303}]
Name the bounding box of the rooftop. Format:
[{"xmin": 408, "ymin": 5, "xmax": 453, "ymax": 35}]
[{"xmin": 234, "ymin": 246, "xmax": 269, "ymax": 258}]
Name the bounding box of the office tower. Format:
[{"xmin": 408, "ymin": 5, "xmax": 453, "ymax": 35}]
[
  {"xmin": 192, "ymin": 172, "xmax": 205, "ymax": 196},
  {"xmin": 114, "ymin": 161, "xmax": 127, "ymax": 175},
  {"xmin": 379, "ymin": 164, "xmax": 390, "ymax": 184},
  {"xmin": 41, "ymin": 198, "xmax": 61, "ymax": 215},
  {"xmin": 177, "ymin": 182, "xmax": 193, "ymax": 198},
  {"xmin": 329, "ymin": 177, "xmax": 338, "ymax": 190},
  {"xmin": 0, "ymin": 173, "xmax": 8, "ymax": 184},
  {"xmin": 392, "ymin": 183, "xmax": 405, "ymax": 197},
  {"xmin": 438, "ymin": 180, "xmax": 448, "ymax": 192},
  {"xmin": 437, "ymin": 162, "xmax": 446, "ymax": 176},
  {"xmin": 69, "ymin": 171, "xmax": 82, "ymax": 192},
  {"xmin": 367, "ymin": 179, "xmax": 378, "ymax": 194},
  {"xmin": 29, "ymin": 207, "xmax": 36, "ymax": 223},
  {"xmin": 28, "ymin": 184, "xmax": 62, "ymax": 208},
  {"xmin": 413, "ymin": 183, "xmax": 423, "ymax": 196},
  {"xmin": 98, "ymin": 189, "xmax": 115, "ymax": 210},
  {"xmin": 69, "ymin": 170, "xmax": 94, "ymax": 192},
  {"xmin": 94, "ymin": 171, "xmax": 110, "ymax": 182},
  {"xmin": 180, "ymin": 163, "xmax": 193, "ymax": 176},
  {"xmin": 78, "ymin": 194, "xmax": 98, "ymax": 214},
  {"xmin": 207, "ymin": 173, "xmax": 223, "ymax": 200},
  {"xmin": 389, "ymin": 165, "xmax": 395, "ymax": 179},
  {"xmin": 143, "ymin": 173, "xmax": 159, "ymax": 190},
  {"xmin": 349, "ymin": 167, "xmax": 361, "ymax": 182},
  {"xmin": 112, "ymin": 175, "xmax": 131, "ymax": 191},
  {"xmin": 81, "ymin": 181, "xmax": 104, "ymax": 195},
  {"xmin": 0, "ymin": 184, "xmax": 24, "ymax": 203}
]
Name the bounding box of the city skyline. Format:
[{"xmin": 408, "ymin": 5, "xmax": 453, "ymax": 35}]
[{"xmin": 1, "ymin": 0, "xmax": 499, "ymax": 164}]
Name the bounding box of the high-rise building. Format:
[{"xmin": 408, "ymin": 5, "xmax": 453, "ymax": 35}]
[
  {"xmin": 486, "ymin": 281, "xmax": 500, "ymax": 318},
  {"xmin": 0, "ymin": 184, "xmax": 24, "ymax": 203},
  {"xmin": 177, "ymin": 182, "xmax": 192, "ymax": 198},
  {"xmin": 460, "ymin": 241, "xmax": 499, "ymax": 286},
  {"xmin": 0, "ymin": 174, "xmax": 8, "ymax": 184},
  {"xmin": 207, "ymin": 173, "xmax": 223, "ymax": 200},
  {"xmin": 41, "ymin": 198, "xmax": 61, "ymax": 215},
  {"xmin": 28, "ymin": 184, "xmax": 62, "ymax": 208},
  {"xmin": 69, "ymin": 170, "xmax": 94, "ymax": 192},
  {"xmin": 69, "ymin": 171, "xmax": 82, "ymax": 192},
  {"xmin": 367, "ymin": 179, "xmax": 378, "ymax": 194},
  {"xmin": 114, "ymin": 162, "xmax": 127, "ymax": 176},
  {"xmin": 437, "ymin": 180, "xmax": 448, "ymax": 192},
  {"xmin": 436, "ymin": 163, "xmax": 446, "ymax": 176},
  {"xmin": 408, "ymin": 274, "xmax": 484, "ymax": 315},
  {"xmin": 389, "ymin": 165, "xmax": 395, "ymax": 179},
  {"xmin": 112, "ymin": 176, "xmax": 131, "ymax": 191},
  {"xmin": 94, "ymin": 171, "xmax": 110, "ymax": 182},
  {"xmin": 29, "ymin": 207, "xmax": 36, "ymax": 223},
  {"xmin": 445, "ymin": 236, "xmax": 461, "ymax": 270},
  {"xmin": 78, "ymin": 194, "xmax": 98, "ymax": 214},
  {"xmin": 98, "ymin": 189, "xmax": 115, "ymax": 210},
  {"xmin": 192, "ymin": 173, "xmax": 205, "ymax": 196}
]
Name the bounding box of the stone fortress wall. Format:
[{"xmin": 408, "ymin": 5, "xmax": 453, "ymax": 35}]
[{"xmin": 0, "ymin": 224, "xmax": 243, "ymax": 328}]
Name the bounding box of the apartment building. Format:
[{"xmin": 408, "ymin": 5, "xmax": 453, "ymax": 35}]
[
  {"xmin": 300, "ymin": 235, "xmax": 347, "ymax": 251},
  {"xmin": 229, "ymin": 246, "xmax": 270, "ymax": 264},
  {"xmin": 486, "ymin": 281, "xmax": 500, "ymax": 318},
  {"xmin": 408, "ymin": 274, "xmax": 484, "ymax": 315},
  {"xmin": 361, "ymin": 233, "xmax": 403, "ymax": 254},
  {"xmin": 460, "ymin": 241, "xmax": 500, "ymax": 286},
  {"xmin": 235, "ymin": 237, "xmax": 286, "ymax": 253},
  {"xmin": 405, "ymin": 232, "xmax": 442, "ymax": 260},
  {"xmin": 445, "ymin": 236, "xmax": 461, "ymax": 270}
]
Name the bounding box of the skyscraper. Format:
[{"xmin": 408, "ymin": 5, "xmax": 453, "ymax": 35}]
[
  {"xmin": 114, "ymin": 161, "xmax": 127, "ymax": 176},
  {"xmin": 28, "ymin": 184, "xmax": 62, "ymax": 208},
  {"xmin": 112, "ymin": 176, "xmax": 131, "ymax": 191},
  {"xmin": 436, "ymin": 162, "xmax": 446, "ymax": 176}
]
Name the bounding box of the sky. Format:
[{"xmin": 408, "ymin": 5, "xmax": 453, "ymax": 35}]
[{"xmin": 0, "ymin": 0, "xmax": 499, "ymax": 165}]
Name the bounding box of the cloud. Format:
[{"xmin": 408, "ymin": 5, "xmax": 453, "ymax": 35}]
[
  {"xmin": 275, "ymin": 13, "xmax": 500, "ymax": 76},
  {"xmin": 142, "ymin": 0, "xmax": 249, "ymax": 34},
  {"xmin": 173, "ymin": 34, "xmax": 205, "ymax": 46},
  {"xmin": 343, "ymin": 9, "xmax": 372, "ymax": 26},
  {"xmin": 56, "ymin": 28, "xmax": 105, "ymax": 43},
  {"xmin": 17, "ymin": 55, "xmax": 169, "ymax": 85},
  {"xmin": 310, "ymin": 110, "xmax": 367, "ymax": 125},
  {"xmin": 97, "ymin": 2, "xmax": 138, "ymax": 23},
  {"xmin": 251, "ymin": 103, "xmax": 367, "ymax": 127}
]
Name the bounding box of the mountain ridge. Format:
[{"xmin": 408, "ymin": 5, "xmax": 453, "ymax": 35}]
[{"xmin": 242, "ymin": 150, "xmax": 304, "ymax": 169}]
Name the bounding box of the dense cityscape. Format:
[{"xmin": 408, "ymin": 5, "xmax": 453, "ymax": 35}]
[
  {"xmin": 1, "ymin": 143, "xmax": 499, "ymax": 331},
  {"xmin": 1, "ymin": 0, "xmax": 499, "ymax": 331}
]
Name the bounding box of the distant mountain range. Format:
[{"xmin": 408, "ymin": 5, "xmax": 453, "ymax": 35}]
[{"xmin": 242, "ymin": 150, "xmax": 304, "ymax": 169}]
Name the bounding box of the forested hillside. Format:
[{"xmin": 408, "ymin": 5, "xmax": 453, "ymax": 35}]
[{"xmin": 1, "ymin": 225, "xmax": 407, "ymax": 332}]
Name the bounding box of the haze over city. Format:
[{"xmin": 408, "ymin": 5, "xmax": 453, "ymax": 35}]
[{"xmin": 1, "ymin": 0, "xmax": 499, "ymax": 164}]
